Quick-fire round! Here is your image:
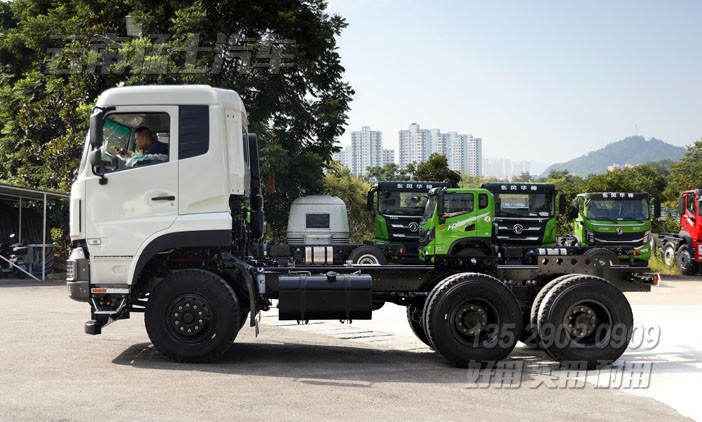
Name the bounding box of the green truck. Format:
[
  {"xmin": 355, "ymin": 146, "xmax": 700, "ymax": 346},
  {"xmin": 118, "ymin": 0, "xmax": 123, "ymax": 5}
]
[
  {"xmin": 418, "ymin": 187, "xmax": 495, "ymax": 261},
  {"xmin": 367, "ymin": 181, "xmax": 449, "ymax": 263},
  {"xmin": 568, "ymin": 192, "xmax": 652, "ymax": 263},
  {"xmin": 481, "ymin": 183, "xmax": 558, "ymax": 246}
]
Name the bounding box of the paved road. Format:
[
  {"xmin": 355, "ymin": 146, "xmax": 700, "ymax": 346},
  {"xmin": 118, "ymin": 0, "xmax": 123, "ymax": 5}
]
[{"xmin": 0, "ymin": 277, "xmax": 695, "ymax": 421}]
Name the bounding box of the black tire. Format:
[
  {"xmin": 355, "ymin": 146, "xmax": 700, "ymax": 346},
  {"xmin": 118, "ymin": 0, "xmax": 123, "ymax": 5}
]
[
  {"xmin": 406, "ymin": 304, "xmax": 433, "ymax": 348},
  {"xmin": 583, "ymin": 248, "xmax": 620, "ymax": 266},
  {"xmin": 676, "ymin": 244, "xmax": 699, "ymax": 275},
  {"xmin": 537, "ymin": 275, "xmax": 633, "ymax": 369},
  {"xmin": 145, "ymin": 269, "xmax": 241, "ymax": 363},
  {"xmin": 348, "ymin": 246, "xmax": 387, "ymax": 265},
  {"xmin": 524, "ymin": 274, "xmax": 581, "ymax": 350},
  {"xmin": 424, "ymin": 272, "xmax": 521, "ymax": 367},
  {"xmin": 662, "ymin": 243, "xmax": 676, "ymax": 267}
]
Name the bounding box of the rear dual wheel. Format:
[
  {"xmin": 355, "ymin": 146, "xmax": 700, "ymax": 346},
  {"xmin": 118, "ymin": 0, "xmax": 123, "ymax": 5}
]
[
  {"xmin": 423, "ymin": 273, "xmax": 521, "ymax": 366},
  {"xmin": 535, "ymin": 275, "xmax": 633, "ymax": 369}
]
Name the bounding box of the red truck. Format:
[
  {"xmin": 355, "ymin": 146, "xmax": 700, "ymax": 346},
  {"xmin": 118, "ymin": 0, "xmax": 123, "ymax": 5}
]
[{"xmin": 659, "ymin": 189, "xmax": 702, "ymax": 275}]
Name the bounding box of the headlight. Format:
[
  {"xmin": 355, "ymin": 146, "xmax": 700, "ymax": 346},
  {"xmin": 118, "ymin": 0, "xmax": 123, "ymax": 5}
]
[{"xmin": 586, "ymin": 230, "xmax": 595, "ymax": 243}]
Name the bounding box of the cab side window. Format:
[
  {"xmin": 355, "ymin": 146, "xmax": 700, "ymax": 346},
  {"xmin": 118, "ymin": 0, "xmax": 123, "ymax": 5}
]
[{"xmin": 100, "ymin": 112, "xmax": 170, "ymax": 173}]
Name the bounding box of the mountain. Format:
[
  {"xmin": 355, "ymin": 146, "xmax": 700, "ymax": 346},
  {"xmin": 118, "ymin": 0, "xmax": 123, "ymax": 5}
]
[{"xmin": 541, "ymin": 136, "xmax": 685, "ymax": 177}]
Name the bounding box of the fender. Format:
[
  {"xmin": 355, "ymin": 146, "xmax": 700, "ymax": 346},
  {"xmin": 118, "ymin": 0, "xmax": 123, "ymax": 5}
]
[
  {"xmin": 132, "ymin": 230, "xmax": 231, "ymax": 287},
  {"xmin": 448, "ymin": 237, "xmax": 494, "ymax": 255}
]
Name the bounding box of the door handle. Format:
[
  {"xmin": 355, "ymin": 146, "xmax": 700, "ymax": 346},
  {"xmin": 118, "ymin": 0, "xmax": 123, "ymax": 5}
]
[{"xmin": 151, "ymin": 195, "xmax": 175, "ymax": 201}]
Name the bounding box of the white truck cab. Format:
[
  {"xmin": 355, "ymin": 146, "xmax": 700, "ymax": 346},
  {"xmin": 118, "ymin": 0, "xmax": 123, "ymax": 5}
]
[{"xmin": 68, "ymin": 85, "xmax": 253, "ymax": 297}]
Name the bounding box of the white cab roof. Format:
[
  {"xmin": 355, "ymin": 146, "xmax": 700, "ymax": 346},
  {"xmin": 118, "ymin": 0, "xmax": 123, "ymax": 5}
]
[{"xmin": 96, "ymin": 85, "xmax": 246, "ymax": 114}]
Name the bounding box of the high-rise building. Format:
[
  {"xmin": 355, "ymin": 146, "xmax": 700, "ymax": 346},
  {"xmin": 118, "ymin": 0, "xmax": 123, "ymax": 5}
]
[
  {"xmin": 512, "ymin": 160, "xmax": 530, "ymax": 177},
  {"xmin": 399, "ymin": 123, "xmax": 431, "ymax": 168},
  {"xmin": 332, "ymin": 149, "xmax": 349, "ymax": 169},
  {"xmin": 382, "ymin": 149, "xmax": 395, "ymax": 166},
  {"xmin": 399, "ymin": 123, "xmax": 482, "ymax": 177},
  {"xmin": 467, "ymin": 137, "xmax": 482, "ymax": 177},
  {"xmin": 350, "ymin": 126, "xmax": 382, "ymax": 175},
  {"xmin": 483, "ymin": 158, "xmax": 511, "ymax": 180}
]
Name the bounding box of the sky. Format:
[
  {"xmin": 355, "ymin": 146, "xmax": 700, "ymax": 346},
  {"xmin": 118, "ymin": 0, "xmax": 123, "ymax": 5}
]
[{"xmin": 325, "ymin": 0, "xmax": 702, "ymax": 167}]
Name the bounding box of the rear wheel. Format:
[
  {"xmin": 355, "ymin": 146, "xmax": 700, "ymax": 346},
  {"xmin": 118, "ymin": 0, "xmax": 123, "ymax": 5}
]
[
  {"xmin": 348, "ymin": 246, "xmax": 387, "ymax": 265},
  {"xmin": 537, "ymin": 275, "xmax": 633, "ymax": 369},
  {"xmin": 145, "ymin": 269, "xmax": 241, "ymax": 363},
  {"xmin": 424, "ymin": 273, "xmax": 521, "ymax": 367},
  {"xmin": 662, "ymin": 243, "xmax": 676, "ymax": 267},
  {"xmin": 522, "ymin": 274, "xmax": 580, "ymax": 349},
  {"xmin": 676, "ymin": 244, "xmax": 699, "ymax": 275},
  {"xmin": 406, "ymin": 304, "xmax": 433, "ymax": 348}
]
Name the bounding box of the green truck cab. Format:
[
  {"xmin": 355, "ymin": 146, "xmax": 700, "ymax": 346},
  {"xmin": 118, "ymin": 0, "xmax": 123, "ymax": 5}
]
[
  {"xmin": 367, "ymin": 181, "xmax": 449, "ymax": 262},
  {"xmin": 481, "ymin": 183, "xmax": 558, "ymax": 246},
  {"xmin": 418, "ymin": 187, "xmax": 494, "ymax": 262},
  {"xmin": 569, "ymin": 192, "xmax": 652, "ymax": 262}
]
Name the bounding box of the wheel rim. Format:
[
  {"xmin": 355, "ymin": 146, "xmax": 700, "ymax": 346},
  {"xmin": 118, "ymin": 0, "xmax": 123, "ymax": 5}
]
[
  {"xmin": 679, "ymin": 249, "xmax": 692, "ymax": 269},
  {"xmin": 450, "ymin": 299, "xmax": 498, "ymax": 346},
  {"xmin": 355, "ymin": 254, "xmax": 380, "ymax": 265},
  {"xmin": 562, "ymin": 299, "xmax": 612, "ymax": 347},
  {"xmin": 663, "ymin": 246, "xmax": 675, "ymax": 266},
  {"xmin": 166, "ymin": 293, "xmax": 214, "ymax": 342}
]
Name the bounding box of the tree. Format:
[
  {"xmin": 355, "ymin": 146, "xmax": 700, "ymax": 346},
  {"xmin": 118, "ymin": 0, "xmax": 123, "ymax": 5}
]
[
  {"xmin": 582, "ymin": 164, "xmax": 667, "ymax": 204},
  {"xmin": 0, "ymin": 0, "xmax": 353, "ymax": 242},
  {"xmin": 323, "ymin": 163, "xmax": 373, "ymax": 243},
  {"xmin": 512, "ymin": 172, "xmax": 533, "ymax": 182},
  {"xmin": 411, "ymin": 154, "xmax": 461, "ymax": 187},
  {"xmin": 364, "ymin": 162, "xmax": 410, "ymax": 182},
  {"xmin": 666, "ymin": 140, "xmax": 702, "ymax": 200}
]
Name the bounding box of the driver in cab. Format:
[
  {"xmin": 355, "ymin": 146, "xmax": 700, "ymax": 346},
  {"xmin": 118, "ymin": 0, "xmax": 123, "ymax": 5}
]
[{"xmin": 118, "ymin": 126, "xmax": 168, "ymax": 167}]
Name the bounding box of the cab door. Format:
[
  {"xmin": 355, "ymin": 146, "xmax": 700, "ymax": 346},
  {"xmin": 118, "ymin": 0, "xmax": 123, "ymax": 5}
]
[{"xmin": 84, "ymin": 106, "xmax": 178, "ymax": 284}]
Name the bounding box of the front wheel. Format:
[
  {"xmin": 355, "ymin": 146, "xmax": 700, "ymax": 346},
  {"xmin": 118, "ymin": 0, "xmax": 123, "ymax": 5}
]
[
  {"xmin": 348, "ymin": 246, "xmax": 387, "ymax": 265},
  {"xmin": 145, "ymin": 269, "xmax": 241, "ymax": 363},
  {"xmin": 676, "ymin": 245, "xmax": 699, "ymax": 275}
]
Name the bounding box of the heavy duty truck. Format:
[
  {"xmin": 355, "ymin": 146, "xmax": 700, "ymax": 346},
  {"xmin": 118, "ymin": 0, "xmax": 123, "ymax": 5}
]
[
  {"xmin": 366, "ymin": 181, "xmax": 449, "ymax": 263},
  {"xmin": 481, "ymin": 182, "xmax": 559, "ymax": 246},
  {"xmin": 658, "ymin": 190, "xmax": 702, "ymax": 275},
  {"xmin": 567, "ymin": 193, "xmax": 652, "ymax": 264},
  {"xmin": 67, "ymin": 85, "xmax": 656, "ymax": 369}
]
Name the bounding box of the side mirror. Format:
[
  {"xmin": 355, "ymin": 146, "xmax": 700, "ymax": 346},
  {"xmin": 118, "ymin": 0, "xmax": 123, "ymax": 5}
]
[
  {"xmin": 366, "ymin": 190, "xmax": 375, "ymax": 213},
  {"xmin": 558, "ymin": 194, "xmax": 566, "ymax": 216},
  {"xmin": 567, "ymin": 206, "xmax": 577, "ymax": 219},
  {"xmin": 437, "ymin": 194, "xmax": 445, "ymax": 224},
  {"xmin": 678, "ymin": 196, "xmax": 685, "ymax": 215},
  {"xmin": 89, "ymin": 108, "xmax": 104, "ymax": 147},
  {"xmin": 90, "ymin": 149, "xmax": 108, "ymax": 185},
  {"xmin": 653, "ymin": 200, "xmax": 661, "ymax": 220}
]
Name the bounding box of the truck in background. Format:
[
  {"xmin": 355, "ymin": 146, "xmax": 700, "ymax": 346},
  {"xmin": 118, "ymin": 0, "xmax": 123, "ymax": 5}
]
[
  {"xmin": 366, "ymin": 181, "xmax": 449, "ymax": 263},
  {"xmin": 481, "ymin": 182, "xmax": 559, "ymax": 246},
  {"xmin": 658, "ymin": 190, "xmax": 702, "ymax": 275},
  {"xmin": 418, "ymin": 187, "xmax": 494, "ymax": 261},
  {"xmin": 66, "ymin": 85, "xmax": 655, "ymax": 369},
  {"xmin": 566, "ymin": 193, "xmax": 652, "ymax": 264}
]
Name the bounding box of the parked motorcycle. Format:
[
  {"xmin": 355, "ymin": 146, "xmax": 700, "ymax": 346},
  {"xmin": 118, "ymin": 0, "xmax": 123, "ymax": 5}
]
[{"xmin": 0, "ymin": 234, "xmax": 30, "ymax": 278}]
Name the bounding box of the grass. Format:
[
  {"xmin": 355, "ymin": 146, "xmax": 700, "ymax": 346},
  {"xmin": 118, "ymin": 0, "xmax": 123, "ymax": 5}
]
[{"xmin": 647, "ymin": 252, "xmax": 680, "ymax": 275}]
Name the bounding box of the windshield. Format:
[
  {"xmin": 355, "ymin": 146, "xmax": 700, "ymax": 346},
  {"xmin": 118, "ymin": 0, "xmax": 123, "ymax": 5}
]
[
  {"xmin": 378, "ymin": 191, "xmax": 429, "ymax": 216},
  {"xmin": 494, "ymin": 193, "xmax": 553, "ymax": 217},
  {"xmin": 587, "ymin": 198, "xmax": 649, "ymax": 221}
]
